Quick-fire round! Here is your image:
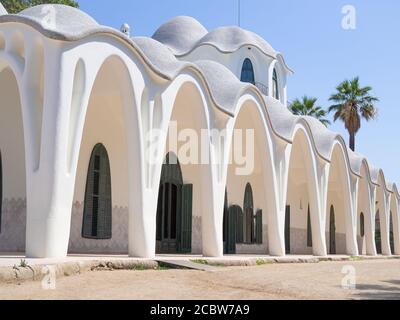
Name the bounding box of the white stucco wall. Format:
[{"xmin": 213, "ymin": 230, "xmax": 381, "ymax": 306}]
[{"xmin": 0, "ymin": 67, "xmax": 26, "ymax": 252}]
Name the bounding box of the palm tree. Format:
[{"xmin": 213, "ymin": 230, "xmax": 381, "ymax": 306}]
[
  {"xmin": 328, "ymin": 77, "xmax": 378, "ymax": 151},
  {"xmin": 289, "ymin": 96, "xmax": 331, "ymax": 126}
]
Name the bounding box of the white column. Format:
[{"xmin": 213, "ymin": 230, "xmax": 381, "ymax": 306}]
[
  {"xmin": 381, "ymin": 191, "xmax": 392, "ymax": 256},
  {"xmin": 365, "ymin": 182, "xmax": 377, "ymax": 256},
  {"xmin": 313, "ymin": 161, "xmax": 329, "ymax": 256},
  {"xmin": 269, "ymin": 141, "xmax": 289, "ymax": 256},
  {"xmin": 346, "ymin": 176, "xmax": 360, "ymax": 256},
  {"xmin": 25, "ymin": 43, "xmax": 75, "ymax": 258}
]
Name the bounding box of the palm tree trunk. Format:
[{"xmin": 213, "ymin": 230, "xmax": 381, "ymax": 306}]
[{"xmin": 349, "ymin": 132, "xmax": 355, "ymax": 151}]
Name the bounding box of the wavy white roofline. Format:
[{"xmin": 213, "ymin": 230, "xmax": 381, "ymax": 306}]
[
  {"xmin": 0, "ymin": 4, "xmax": 397, "ymax": 198},
  {"xmin": 152, "ymin": 16, "xmax": 293, "ymax": 74}
]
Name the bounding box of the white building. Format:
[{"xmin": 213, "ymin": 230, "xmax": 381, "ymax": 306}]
[{"xmin": 0, "ymin": 4, "xmax": 398, "ymax": 259}]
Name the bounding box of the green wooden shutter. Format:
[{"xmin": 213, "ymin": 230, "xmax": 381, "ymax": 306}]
[
  {"xmin": 236, "ymin": 206, "xmax": 244, "ymax": 244},
  {"xmin": 82, "ymin": 149, "xmax": 95, "ymax": 238},
  {"xmin": 179, "ymin": 184, "xmax": 193, "ymax": 253},
  {"xmin": 285, "ymin": 205, "xmax": 291, "ymax": 254},
  {"xmin": 307, "ymin": 205, "xmax": 312, "ymax": 248},
  {"xmin": 330, "ymin": 206, "xmax": 336, "ymax": 254},
  {"xmin": 255, "ymin": 210, "xmax": 262, "ymax": 244},
  {"xmin": 227, "ymin": 205, "xmax": 239, "ymax": 254},
  {"xmin": 98, "ymin": 146, "xmax": 112, "ymax": 239}
]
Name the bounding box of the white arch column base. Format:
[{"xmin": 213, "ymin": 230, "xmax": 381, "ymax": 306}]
[
  {"xmin": 128, "ymin": 188, "xmax": 157, "ymax": 258},
  {"xmin": 25, "ymin": 44, "xmax": 75, "ymax": 258}
]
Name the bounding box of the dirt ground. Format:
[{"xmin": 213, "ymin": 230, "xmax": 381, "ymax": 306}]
[{"xmin": 0, "ymin": 259, "xmax": 399, "ymax": 300}]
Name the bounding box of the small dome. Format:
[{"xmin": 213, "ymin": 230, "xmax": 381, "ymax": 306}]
[
  {"xmin": 19, "ymin": 4, "xmax": 98, "ymax": 34},
  {"xmin": 152, "ymin": 16, "xmax": 208, "ymax": 55},
  {"xmin": 197, "ymin": 26, "xmax": 277, "ymax": 57}
]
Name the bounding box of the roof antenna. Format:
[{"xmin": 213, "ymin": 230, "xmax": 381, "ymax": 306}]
[{"xmin": 238, "ymin": 0, "xmax": 241, "ymax": 27}]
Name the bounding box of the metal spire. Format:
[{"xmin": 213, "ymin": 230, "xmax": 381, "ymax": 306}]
[{"xmin": 238, "ymin": 0, "xmax": 241, "ymax": 27}]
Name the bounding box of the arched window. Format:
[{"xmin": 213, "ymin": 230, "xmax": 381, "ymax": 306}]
[
  {"xmin": 360, "ymin": 212, "xmax": 365, "ymax": 237},
  {"xmin": 82, "ymin": 144, "xmax": 112, "ymax": 239},
  {"xmin": 243, "ymin": 183, "xmax": 254, "ymax": 244},
  {"xmin": 240, "ymin": 58, "xmax": 255, "ymax": 85},
  {"xmin": 307, "ymin": 205, "xmax": 312, "ymax": 248},
  {"xmin": 0, "ymin": 150, "xmax": 2, "ymax": 233},
  {"xmin": 272, "ymin": 68, "xmax": 279, "ymax": 100}
]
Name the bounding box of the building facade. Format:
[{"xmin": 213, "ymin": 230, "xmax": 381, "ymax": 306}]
[{"xmin": 0, "ymin": 4, "xmax": 398, "ymax": 258}]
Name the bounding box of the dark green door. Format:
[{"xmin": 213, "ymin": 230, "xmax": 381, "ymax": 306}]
[
  {"xmin": 330, "ymin": 206, "xmax": 336, "ymax": 254},
  {"xmin": 285, "ymin": 205, "xmax": 291, "ymax": 254},
  {"xmin": 375, "ymin": 210, "xmax": 382, "ymax": 254},
  {"xmin": 179, "ymin": 184, "xmax": 193, "ymax": 253},
  {"xmin": 226, "ymin": 205, "xmax": 241, "ymax": 254},
  {"xmin": 156, "ymin": 153, "xmax": 192, "ymax": 254}
]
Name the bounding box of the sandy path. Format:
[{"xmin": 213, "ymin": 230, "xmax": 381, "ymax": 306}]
[{"xmin": 0, "ymin": 259, "xmax": 399, "ymax": 300}]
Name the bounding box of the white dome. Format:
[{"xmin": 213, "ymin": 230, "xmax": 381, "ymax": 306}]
[
  {"xmin": 196, "ymin": 26, "xmax": 277, "ymax": 58},
  {"xmin": 19, "ymin": 4, "xmax": 98, "ymax": 34},
  {"xmin": 152, "ymin": 16, "xmax": 208, "ymax": 55}
]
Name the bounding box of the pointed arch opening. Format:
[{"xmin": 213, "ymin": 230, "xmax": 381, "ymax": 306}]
[
  {"xmin": 325, "ymin": 144, "xmax": 354, "ymax": 255},
  {"xmin": 240, "ymin": 58, "xmax": 255, "ymax": 85},
  {"xmin": 285, "ymin": 128, "xmax": 321, "ymax": 255},
  {"xmin": 272, "ymin": 68, "xmax": 279, "ymax": 100},
  {"xmin": 0, "ymin": 66, "xmax": 26, "ymax": 253},
  {"xmin": 69, "ymin": 56, "xmax": 133, "ymax": 254},
  {"xmin": 82, "ymin": 143, "xmax": 112, "ymax": 240},
  {"xmin": 225, "ymin": 99, "xmax": 274, "ymax": 255}
]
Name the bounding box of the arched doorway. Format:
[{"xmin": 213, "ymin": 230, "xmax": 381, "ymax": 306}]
[
  {"xmin": 240, "ymin": 58, "xmax": 255, "ymax": 84},
  {"xmin": 0, "ymin": 67, "xmax": 26, "ymax": 253},
  {"xmin": 329, "ymin": 206, "xmax": 336, "ymax": 254},
  {"xmin": 156, "ymin": 153, "xmax": 193, "ymax": 254},
  {"xmin": 82, "ymin": 144, "xmax": 112, "ymax": 240},
  {"xmin": 375, "ymin": 210, "xmax": 382, "ymax": 254}
]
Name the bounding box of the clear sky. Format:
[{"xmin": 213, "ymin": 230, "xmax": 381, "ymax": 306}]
[{"xmin": 79, "ymin": 0, "xmax": 400, "ymax": 184}]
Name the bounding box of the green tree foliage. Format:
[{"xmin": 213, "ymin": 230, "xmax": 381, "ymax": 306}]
[
  {"xmin": 329, "ymin": 77, "xmax": 378, "ymax": 151},
  {"xmin": 289, "ymin": 95, "xmax": 331, "ymax": 127},
  {"xmin": 2, "ymin": 0, "xmax": 79, "ymax": 14}
]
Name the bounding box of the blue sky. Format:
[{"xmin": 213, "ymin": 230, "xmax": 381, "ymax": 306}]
[{"xmin": 79, "ymin": 0, "xmax": 400, "ymax": 184}]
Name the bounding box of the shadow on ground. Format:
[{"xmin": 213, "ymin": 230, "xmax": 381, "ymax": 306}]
[{"xmin": 352, "ymin": 280, "xmax": 400, "ymax": 300}]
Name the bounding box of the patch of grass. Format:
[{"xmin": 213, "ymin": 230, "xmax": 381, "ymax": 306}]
[
  {"xmin": 156, "ymin": 262, "xmax": 171, "ymax": 270},
  {"xmin": 191, "ymin": 259, "xmax": 209, "ymax": 265},
  {"xmin": 126, "ymin": 263, "xmax": 150, "ymax": 270},
  {"xmin": 349, "ymin": 256, "xmax": 363, "ymax": 261},
  {"xmin": 19, "ymin": 259, "xmax": 29, "ymax": 268},
  {"xmin": 256, "ymin": 258, "xmax": 268, "ymax": 266}
]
